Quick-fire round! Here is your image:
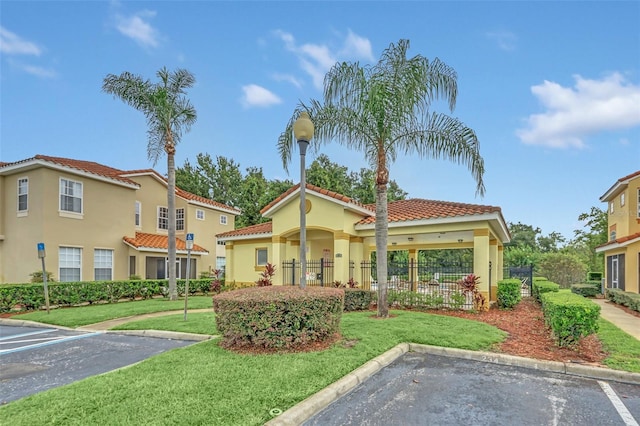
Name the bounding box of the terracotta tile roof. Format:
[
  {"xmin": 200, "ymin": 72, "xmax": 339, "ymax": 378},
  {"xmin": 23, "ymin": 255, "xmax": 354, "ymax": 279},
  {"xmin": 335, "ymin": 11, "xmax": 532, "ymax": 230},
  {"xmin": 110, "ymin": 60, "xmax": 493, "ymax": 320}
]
[
  {"xmin": 600, "ymin": 169, "xmax": 640, "ymax": 201},
  {"xmin": 216, "ymin": 221, "xmax": 272, "ymax": 238},
  {"xmin": 358, "ymin": 199, "xmax": 503, "ymax": 225},
  {"xmin": 1, "ymin": 155, "xmax": 139, "ymax": 186},
  {"xmin": 596, "ymin": 231, "xmax": 640, "ymax": 250},
  {"xmin": 260, "ymin": 183, "xmax": 371, "ymax": 214},
  {"xmin": 123, "ymin": 232, "xmax": 209, "ymax": 253},
  {"xmin": 122, "ymin": 169, "xmax": 240, "ymax": 214}
]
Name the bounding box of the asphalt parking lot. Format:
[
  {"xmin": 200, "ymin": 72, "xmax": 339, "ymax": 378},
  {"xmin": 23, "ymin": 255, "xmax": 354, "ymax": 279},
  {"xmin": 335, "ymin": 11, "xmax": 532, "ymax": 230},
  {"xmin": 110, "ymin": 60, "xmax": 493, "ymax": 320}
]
[
  {"xmin": 0, "ymin": 324, "xmax": 196, "ymax": 404},
  {"xmin": 303, "ymin": 351, "xmax": 640, "ymax": 426}
]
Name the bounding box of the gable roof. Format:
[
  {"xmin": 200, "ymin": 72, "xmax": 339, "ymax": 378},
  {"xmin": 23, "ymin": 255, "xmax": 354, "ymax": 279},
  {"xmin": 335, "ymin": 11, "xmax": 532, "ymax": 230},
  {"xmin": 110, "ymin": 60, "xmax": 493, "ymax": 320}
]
[
  {"xmin": 219, "ymin": 186, "xmax": 509, "ymax": 242},
  {"xmin": 0, "ymin": 155, "xmax": 240, "ymax": 214},
  {"xmin": 123, "ymin": 232, "xmax": 209, "ymax": 254},
  {"xmin": 600, "ymin": 170, "xmax": 640, "ymax": 202},
  {"xmin": 121, "ymin": 169, "xmax": 241, "ymax": 214},
  {"xmin": 261, "ymin": 183, "xmax": 373, "ymax": 217},
  {"xmin": 0, "ymin": 155, "xmax": 140, "ymax": 188}
]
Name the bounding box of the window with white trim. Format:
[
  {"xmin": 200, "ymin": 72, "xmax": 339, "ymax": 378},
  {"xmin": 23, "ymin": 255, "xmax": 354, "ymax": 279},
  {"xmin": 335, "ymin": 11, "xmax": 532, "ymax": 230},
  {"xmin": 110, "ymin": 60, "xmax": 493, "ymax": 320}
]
[
  {"xmin": 59, "ymin": 247, "xmax": 82, "ymax": 282},
  {"xmin": 17, "ymin": 177, "xmax": 28, "ymax": 213},
  {"xmin": 609, "ymin": 201, "xmax": 614, "ymax": 214},
  {"xmin": 256, "ymin": 248, "xmax": 268, "ymax": 266},
  {"xmin": 220, "ymin": 214, "xmax": 228, "ymax": 225},
  {"xmin": 158, "ymin": 207, "xmax": 169, "ymax": 230},
  {"xmin": 135, "ymin": 201, "xmax": 141, "ymax": 227},
  {"xmin": 60, "ymin": 178, "xmax": 83, "ymax": 214},
  {"xmin": 177, "ymin": 208, "xmax": 185, "ymax": 231},
  {"xmin": 620, "ymin": 193, "xmax": 625, "ymax": 206},
  {"xmin": 196, "ymin": 209, "xmax": 205, "ymax": 220},
  {"xmin": 94, "ymin": 249, "xmax": 113, "ymax": 281}
]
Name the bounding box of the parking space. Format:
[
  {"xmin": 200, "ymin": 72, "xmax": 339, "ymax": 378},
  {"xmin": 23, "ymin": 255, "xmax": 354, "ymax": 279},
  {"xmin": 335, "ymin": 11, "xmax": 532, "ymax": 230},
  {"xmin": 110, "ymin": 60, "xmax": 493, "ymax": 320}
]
[
  {"xmin": 0, "ymin": 325, "xmax": 197, "ymax": 404},
  {"xmin": 304, "ymin": 352, "xmax": 640, "ymax": 426}
]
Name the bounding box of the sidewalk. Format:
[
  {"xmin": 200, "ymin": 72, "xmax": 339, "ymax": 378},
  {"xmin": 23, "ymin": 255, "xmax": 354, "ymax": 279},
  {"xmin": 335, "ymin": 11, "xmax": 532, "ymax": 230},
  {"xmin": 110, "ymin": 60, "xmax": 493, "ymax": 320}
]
[
  {"xmin": 592, "ymin": 298, "xmax": 640, "ymax": 341},
  {"xmin": 77, "ymin": 308, "xmax": 211, "ymax": 331}
]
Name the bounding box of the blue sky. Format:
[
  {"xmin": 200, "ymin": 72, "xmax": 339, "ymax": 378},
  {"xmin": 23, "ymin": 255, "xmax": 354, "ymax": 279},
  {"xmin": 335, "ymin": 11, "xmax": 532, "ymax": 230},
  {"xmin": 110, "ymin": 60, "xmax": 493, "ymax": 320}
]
[{"xmin": 1, "ymin": 1, "xmax": 639, "ymax": 240}]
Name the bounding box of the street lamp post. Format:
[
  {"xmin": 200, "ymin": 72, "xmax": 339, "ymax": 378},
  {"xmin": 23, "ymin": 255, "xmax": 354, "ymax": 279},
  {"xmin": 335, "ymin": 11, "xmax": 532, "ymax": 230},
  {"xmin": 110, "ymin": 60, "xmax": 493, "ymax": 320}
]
[{"xmin": 293, "ymin": 111, "xmax": 314, "ymax": 289}]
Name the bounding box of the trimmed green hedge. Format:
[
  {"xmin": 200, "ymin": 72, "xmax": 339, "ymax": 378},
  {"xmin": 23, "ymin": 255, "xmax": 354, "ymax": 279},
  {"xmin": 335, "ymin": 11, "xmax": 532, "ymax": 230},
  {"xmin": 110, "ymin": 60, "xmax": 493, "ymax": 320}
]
[
  {"xmin": 497, "ymin": 279, "xmax": 522, "ymax": 309},
  {"xmin": 606, "ymin": 288, "xmax": 640, "ymax": 313},
  {"xmin": 571, "ymin": 282, "xmax": 600, "ymax": 298},
  {"xmin": 0, "ymin": 278, "xmax": 216, "ymax": 313},
  {"xmin": 344, "ymin": 288, "xmax": 374, "ymax": 311},
  {"xmin": 540, "ymin": 291, "xmax": 600, "ymax": 347},
  {"xmin": 532, "ymin": 280, "xmax": 560, "ymax": 302},
  {"xmin": 213, "ymin": 286, "xmax": 344, "ymax": 350}
]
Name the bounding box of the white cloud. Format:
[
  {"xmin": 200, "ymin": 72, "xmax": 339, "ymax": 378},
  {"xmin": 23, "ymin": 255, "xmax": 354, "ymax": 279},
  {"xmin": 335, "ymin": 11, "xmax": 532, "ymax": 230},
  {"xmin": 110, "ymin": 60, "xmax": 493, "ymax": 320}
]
[
  {"xmin": 115, "ymin": 10, "xmax": 160, "ymax": 48},
  {"xmin": 0, "ymin": 26, "xmax": 42, "ymax": 55},
  {"xmin": 516, "ymin": 73, "xmax": 640, "ymax": 148},
  {"xmin": 272, "ymin": 73, "xmax": 303, "ymax": 89},
  {"xmin": 21, "ymin": 64, "xmax": 57, "ymax": 78},
  {"xmin": 486, "ymin": 30, "xmax": 517, "ymax": 51},
  {"xmin": 240, "ymin": 84, "xmax": 282, "ymax": 108},
  {"xmin": 273, "ymin": 29, "xmax": 374, "ymax": 90}
]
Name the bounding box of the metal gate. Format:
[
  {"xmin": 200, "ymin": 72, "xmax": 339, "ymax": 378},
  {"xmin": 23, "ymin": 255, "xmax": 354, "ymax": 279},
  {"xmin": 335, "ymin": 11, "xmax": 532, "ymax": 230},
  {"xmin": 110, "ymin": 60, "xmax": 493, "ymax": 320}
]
[
  {"xmin": 504, "ymin": 265, "xmax": 534, "ymax": 297},
  {"xmin": 281, "ymin": 259, "xmax": 335, "ymax": 286}
]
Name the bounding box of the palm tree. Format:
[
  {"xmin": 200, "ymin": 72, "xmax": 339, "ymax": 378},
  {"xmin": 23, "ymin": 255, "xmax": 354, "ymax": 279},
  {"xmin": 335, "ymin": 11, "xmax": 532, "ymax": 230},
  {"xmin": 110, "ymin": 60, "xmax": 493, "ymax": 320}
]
[
  {"xmin": 278, "ymin": 39, "xmax": 485, "ymax": 317},
  {"xmin": 103, "ymin": 67, "xmax": 197, "ymax": 301}
]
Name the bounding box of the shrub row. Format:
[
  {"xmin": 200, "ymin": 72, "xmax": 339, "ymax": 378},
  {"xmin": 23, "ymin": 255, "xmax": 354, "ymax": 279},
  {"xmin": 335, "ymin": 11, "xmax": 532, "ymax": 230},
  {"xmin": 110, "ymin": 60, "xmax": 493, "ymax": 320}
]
[
  {"xmin": 532, "ymin": 279, "xmax": 560, "ymax": 302},
  {"xmin": 213, "ymin": 286, "xmax": 344, "ymax": 350},
  {"xmin": 570, "ymin": 280, "xmax": 601, "ymax": 298},
  {"xmin": 387, "ymin": 289, "xmax": 469, "ymax": 310},
  {"xmin": 540, "ymin": 291, "xmax": 600, "ymax": 347},
  {"xmin": 496, "ymin": 279, "xmax": 522, "ymax": 309},
  {"xmin": 343, "ymin": 288, "xmax": 374, "ymax": 311},
  {"xmin": 0, "ymin": 278, "xmax": 217, "ymax": 312},
  {"xmin": 606, "ymin": 288, "xmax": 640, "ymax": 313}
]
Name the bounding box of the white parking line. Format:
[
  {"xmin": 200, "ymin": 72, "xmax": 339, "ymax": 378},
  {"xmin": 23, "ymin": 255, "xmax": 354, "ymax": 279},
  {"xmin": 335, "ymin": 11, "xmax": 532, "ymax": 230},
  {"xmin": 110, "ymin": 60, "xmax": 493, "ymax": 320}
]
[
  {"xmin": 0, "ymin": 332, "xmax": 103, "ymax": 356},
  {"xmin": 598, "ymin": 380, "xmax": 639, "ymax": 426},
  {"xmin": 0, "ymin": 329, "xmax": 55, "ymax": 341},
  {"xmin": 0, "ymin": 336, "xmax": 70, "ymax": 345}
]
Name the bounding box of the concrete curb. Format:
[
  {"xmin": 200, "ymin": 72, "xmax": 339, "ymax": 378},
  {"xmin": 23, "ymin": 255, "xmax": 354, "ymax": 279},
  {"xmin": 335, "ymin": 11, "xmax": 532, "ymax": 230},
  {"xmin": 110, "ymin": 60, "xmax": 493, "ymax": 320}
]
[
  {"xmin": 264, "ymin": 343, "xmax": 411, "ymax": 426},
  {"xmin": 100, "ymin": 329, "xmax": 215, "ymax": 341},
  {"xmin": 0, "ymin": 318, "xmax": 75, "ymax": 330},
  {"xmin": 265, "ymin": 343, "xmax": 640, "ymax": 426}
]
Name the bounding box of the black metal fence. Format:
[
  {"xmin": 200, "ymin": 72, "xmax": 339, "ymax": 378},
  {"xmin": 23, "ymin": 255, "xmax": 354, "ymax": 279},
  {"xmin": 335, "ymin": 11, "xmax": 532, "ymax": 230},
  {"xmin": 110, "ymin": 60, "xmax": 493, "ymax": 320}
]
[
  {"xmin": 281, "ymin": 259, "xmax": 355, "ymax": 286},
  {"xmin": 362, "ymin": 259, "xmax": 475, "ymax": 309},
  {"xmin": 503, "ymin": 265, "xmax": 534, "ymax": 297}
]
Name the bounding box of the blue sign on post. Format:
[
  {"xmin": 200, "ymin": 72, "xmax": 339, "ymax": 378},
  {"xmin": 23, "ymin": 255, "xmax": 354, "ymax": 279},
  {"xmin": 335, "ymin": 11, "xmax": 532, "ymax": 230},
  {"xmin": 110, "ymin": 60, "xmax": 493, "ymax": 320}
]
[
  {"xmin": 37, "ymin": 242, "xmax": 46, "ymax": 259},
  {"xmin": 186, "ymin": 233, "xmax": 194, "ymax": 241},
  {"xmin": 185, "ymin": 233, "xmax": 194, "ymax": 250}
]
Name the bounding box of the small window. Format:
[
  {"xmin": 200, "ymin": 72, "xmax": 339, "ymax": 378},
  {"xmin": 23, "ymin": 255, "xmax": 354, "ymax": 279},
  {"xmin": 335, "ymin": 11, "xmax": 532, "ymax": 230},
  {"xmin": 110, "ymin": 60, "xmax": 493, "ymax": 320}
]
[
  {"xmin": 135, "ymin": 201, "xmax": 141, "ymax": 227},
  {"xmin": 59, "ymin": 246, "xmax": 82, "ymax": 282},
  {"xmin": 256, "ymin": 248, "xmax": 268, "ymax": 266},
  {"xmin": 17, "ymin": 177, "xmax": 28, "ymax": 213},
  {"xmin": 610, "ymin": 202, "xmax": 614, "ymax": 214},
  {"xmin": 158, "ymin": 206, "xmax": 169, "ymax": 230},
  {"xmin": 217, "ymin": 240, "xmax": 226, "ymax": 246},
  {"xmin": 610, "ymin": 230, "xmax": 617, "ymax": 241},
  {"xmin": 220, "ymin": 215, "xmax": 228, "ymax": 225},
  {"xmin": 620, "ymin": 193, "xmax": 625, "ymax": 206},
  {"xmin": 60, "ymin": 178, "xmax": 83, "ymax": 214},
  {"xmin": 94, "ymin": 249, "xmax": 113, "ymax": 281},
  {"xmin": 196, "ymin": 209, "xmax": 205, "ymax": 220},
  {"xmin": 176, "ymin": 208, "xmax": 185, "ymax": 231}
]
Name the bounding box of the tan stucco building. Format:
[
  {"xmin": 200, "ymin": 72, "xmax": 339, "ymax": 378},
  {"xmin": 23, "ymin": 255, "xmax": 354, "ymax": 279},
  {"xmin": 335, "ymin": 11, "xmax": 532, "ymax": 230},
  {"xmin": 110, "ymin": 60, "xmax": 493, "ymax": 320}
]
[
  {"xmin": 218, "ymin": 183, "xmax": 510, "ymax": 301},
  {"xmin": 596, "ymin": 170, "xmax": 640, "ymax": 294},
  {"xmin": 0, "ymin": 155, "xmax": 239, "ymax": 284}
]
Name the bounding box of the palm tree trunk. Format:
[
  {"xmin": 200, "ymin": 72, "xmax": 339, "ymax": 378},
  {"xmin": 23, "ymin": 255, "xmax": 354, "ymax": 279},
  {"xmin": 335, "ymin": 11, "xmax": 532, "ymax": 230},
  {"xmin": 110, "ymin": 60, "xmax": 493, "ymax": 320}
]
[
  {"xmin": 376, "ymin": 184, "xmax": 389, "ymax": 318},
  {"xmin": 167, "ymin": 151, "xmax": 178, "ymax": 301}
]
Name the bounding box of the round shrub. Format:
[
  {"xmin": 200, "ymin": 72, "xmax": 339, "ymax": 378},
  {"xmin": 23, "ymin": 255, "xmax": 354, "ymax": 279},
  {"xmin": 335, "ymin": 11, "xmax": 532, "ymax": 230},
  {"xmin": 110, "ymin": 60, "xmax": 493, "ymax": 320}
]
[{"xmin": 213, "ymin": 286, "xmax": 344, "ymax": 351}]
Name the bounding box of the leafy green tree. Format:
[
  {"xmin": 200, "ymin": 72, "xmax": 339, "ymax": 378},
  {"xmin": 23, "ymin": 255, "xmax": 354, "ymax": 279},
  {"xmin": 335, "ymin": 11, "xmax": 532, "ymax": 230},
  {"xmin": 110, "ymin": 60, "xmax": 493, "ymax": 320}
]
[
  {"xmin": 306, "ymin": 154, "xmax": 352, "ymax": 196},
  {"xmin": 536, "ymin": 252, "xmax": 587, "ymax": 287},
  {"xmin": 103, "ymin": 67, "xmax": 197, "ymax": 300},
  {"xmin": 278, "ymin": 39, "xmax": 484, "ymax": 317},
  {"xmin": 506, "ymin": 222, "xmax": 540, "ymax": 250},
  {"xmin": 175, "ymin": 158, "xmax": 210, "ymax": 197},
  {"xmin": 538, "ymin": 231, "xmax": 566, "ymax": 253},
  {"xmin": 570, "ymin": 206, "xmax": 607, "ymax": 273}
]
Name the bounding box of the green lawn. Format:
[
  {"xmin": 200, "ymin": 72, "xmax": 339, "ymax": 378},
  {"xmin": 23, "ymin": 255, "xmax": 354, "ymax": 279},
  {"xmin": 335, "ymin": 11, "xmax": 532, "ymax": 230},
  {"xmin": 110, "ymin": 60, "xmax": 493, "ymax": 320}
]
[
  {"xmin": 113, "ymin": 312, "xmax": 218, "ymax": 335},
  {"xmin": 12, "ymin": 296, "xmax": 213, "ymax": 327},
  {"xmin": 0, "ymin": 310, "xmax": 506, "ymax": 425}
]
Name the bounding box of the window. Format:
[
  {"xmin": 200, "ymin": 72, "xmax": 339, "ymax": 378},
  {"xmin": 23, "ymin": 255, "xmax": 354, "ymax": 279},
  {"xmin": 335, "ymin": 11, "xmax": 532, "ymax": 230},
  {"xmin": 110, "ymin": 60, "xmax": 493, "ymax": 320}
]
[
  {"xmin": 217, "ymin": 240, "xmax": 226, "ymax": 246},
  {"xmin": 256, "ymin": 248, "xmax": 268, "ymax": 266},
  {"xmin": 610, "ymin": 230, "xmax": 616, "ymax": 241},
  {"xmin": 620, "ymin": 193, "xmax": 625, "ymax": 206},
  {"xmin": 220, "ymin": 215, "xmax": 228, "ymax": 225},
  {"xmin": 196, "ymin": 209, "xmax": 205, "ymax": 220},
  {"xmin": 216, "ymin": 257, "xmax": 226, "ymax": 276},
  {"xmin": 59, "ymin": 247, "xmax": 81, "ymax": 282},
  {"xmin": 60, "ymin": 178, "xmax": 83, "ymax": 214},
  {"xmin": 158, "ymin": 207, "xmax": 185, "ymax": 230},
  {"xmin": 129, "ymin": 256, "xmax": 136, "ymax": 277},
  {"xmin": 17, "ymin": 178, "xmax": 28, "ymax": 213},
  {"xmin": 135, "ymin": 201, "xmax": 141, "ymax": 227},
  {"xmin": 158, "ymin": 207, "xmax": 169, "ymax": 230},
  {"xmin": 610, "ymin": 202, "xmax": 614, "ymax": 214},
  {"xmin": 637, "ymin": 189, "xmax": 640, "ymax": 218},
  {"xmin": 94, "ymin": 249, "xmax": 113, "ymax": 281},
  {"xmin": 177, "ymin": 208, "xmax": 185, "ymax": 231}
]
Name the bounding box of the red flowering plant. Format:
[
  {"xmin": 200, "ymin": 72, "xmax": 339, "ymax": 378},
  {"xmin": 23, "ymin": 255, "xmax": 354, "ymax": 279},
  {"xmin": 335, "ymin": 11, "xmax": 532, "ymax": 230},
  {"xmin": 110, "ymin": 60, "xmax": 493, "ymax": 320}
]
[{"xmin": 457, "ymin": 273, "xmax": 488, "ymax": 311}]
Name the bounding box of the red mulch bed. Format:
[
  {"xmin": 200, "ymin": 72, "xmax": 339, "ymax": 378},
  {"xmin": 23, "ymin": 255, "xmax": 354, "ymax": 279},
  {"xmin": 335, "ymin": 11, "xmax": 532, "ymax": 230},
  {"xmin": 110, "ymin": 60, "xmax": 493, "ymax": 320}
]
[{"xmin": 429, "ymin": 297, "xmax": 608, "ymax": 366}]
